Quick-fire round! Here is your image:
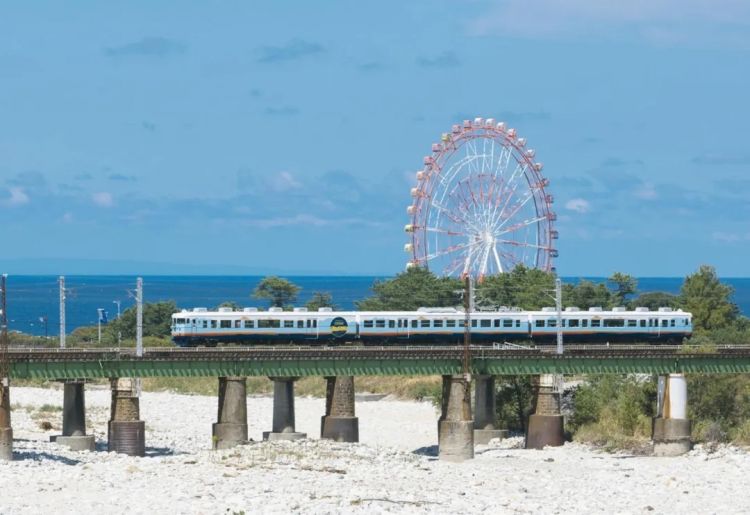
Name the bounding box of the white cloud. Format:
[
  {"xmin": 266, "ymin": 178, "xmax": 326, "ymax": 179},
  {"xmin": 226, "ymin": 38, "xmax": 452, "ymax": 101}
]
[
  {"xmin": 92, "ymin": 191, "xmax": 114, "ymax": 207},
  {"xmin": 62, "ymin": 212, "xmax": 74, "ymax": 223},
  {"xmin": 712, "ymin": 231, "xmax": 750, "ymax": 243},
  {"xmin": 4, "ymin": 187, "xmax": 30, "ymax": 206},
  {"xmin": 269, "ymin": 171, "xmax": 302, "ymax": 192},
  {"xmin": 565, "ymin": 198, "xmax": 590, "ymax": 213},
  {"xmin": 634, "ymin": 182, "xmax": 658, "ymax": 200},
  {"xmin": 469, "ymin": 0, "xmax": 750, "ymax": 47}
]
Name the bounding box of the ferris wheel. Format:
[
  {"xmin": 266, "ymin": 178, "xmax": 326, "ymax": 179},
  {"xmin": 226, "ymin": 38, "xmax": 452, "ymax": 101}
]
[{"xmin": 404, "ymin": 117, "xmax": 558, "ymax": 280}]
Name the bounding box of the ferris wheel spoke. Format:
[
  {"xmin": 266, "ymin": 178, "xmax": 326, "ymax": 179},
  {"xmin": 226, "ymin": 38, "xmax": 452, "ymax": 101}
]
[
  {"xmin": 497, "ymin": 239, "xmax": 550, "ymax": 250},
  {"xmin": 494, "ymin": 190, "xmax": 536, "ymax": 230},
  {"xmin": 496, "ymin": 215, "xmax": 547, "ymax": 236}
]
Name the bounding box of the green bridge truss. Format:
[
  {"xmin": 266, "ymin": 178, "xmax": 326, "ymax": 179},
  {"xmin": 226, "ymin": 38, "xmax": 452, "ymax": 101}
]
[{"xmin": 7, "ymin": 348, "xmax": 750, "ymax": 379}]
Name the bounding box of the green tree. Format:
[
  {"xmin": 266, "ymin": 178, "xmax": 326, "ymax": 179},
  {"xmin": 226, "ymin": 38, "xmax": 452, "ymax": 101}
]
[
  {"xmin": 476, "ymin": 265, "xmax": 556, "ymax": 310},
  {"xmin": 305, "ymin": 291, "xmax": 336, "ymax": 311},
  {"xmin": 253, "ymin": 276, "xmax": 301, "ymax": 308},
  {"xmin": 562, "ymin": 280, "xmax": 615, "ymax": 310},
  {"xmin": 680, "ymin": 265, "xmax": 738, "ymax": 331},
  {"xmin": 608, "ymin": 272, "xmax": 638, "ymax": 305},
  {"xmin": 356, "ymin": 267, "xmax": 461, "ymax": 311},
  {"xmin": 629, "ymin": 291, "xmax": 680, "ymax": 310},
  {"xmin": 217, "ymin": 301, "xmax": 242, "ymax": 311},
  {"xmin": 108, "ymin": 300, "xmax": 178, "ymax": 340}
]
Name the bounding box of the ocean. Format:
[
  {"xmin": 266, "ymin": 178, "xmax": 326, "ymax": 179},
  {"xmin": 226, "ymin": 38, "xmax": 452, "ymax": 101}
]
[{"xmin": 3, "ymin": 275, "xmax": 750, "ymax": 336}]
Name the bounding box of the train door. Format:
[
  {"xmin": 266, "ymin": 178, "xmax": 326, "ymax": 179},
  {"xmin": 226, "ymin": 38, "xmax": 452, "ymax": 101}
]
[{"xmin": 396, "ymin": 318, "xmax": 409, "ymax": 340}]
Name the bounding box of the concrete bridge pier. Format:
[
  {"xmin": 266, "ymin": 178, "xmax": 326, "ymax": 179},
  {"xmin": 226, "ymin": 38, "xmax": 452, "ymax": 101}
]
[
  {"xmin": 108, "ymin": 378, "xmax": 146, "ymax": 456},
  {"xmin": 526, "ymin": 374, "xmax": 565, "ymax": 449},
  {"xmin": 473, "ymin": 375, "xmax": 508, "ymax": 445},
  {"xmin": 213, "ymin": 376, "xmax": 248, "ymax": 449},
  {"xmin": 0, "ymin": 379, "xmax": 12, "ymax": 461},
  {"xmin": 263, "ymin": 377, "xmax": 306, "ymax": 441},
  {"xmin": 50, "ymin": 380, "xmax": 95, "ymax": 451},
  {"xmin": 321, "ymin": 376, "xmax": 359, "ymax": 442},
  {"xmin": 652, "ymin": 373, "xmax": 692, "ymax": 456},
  {"xmin": 438, "ymin": 374, "xmax": 474, "ymax": 461}
]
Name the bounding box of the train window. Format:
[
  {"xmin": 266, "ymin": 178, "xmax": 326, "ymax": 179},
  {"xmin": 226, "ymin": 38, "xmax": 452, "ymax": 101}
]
[
  {"xmin": 411, "ymin": 320, "xmax": 418, "ymax": 328},
  {"xmin": 569, "ymin": 319, "xmax": 580, "ymax": 328},
  {"xmin": 591, "ymin": 320, "xmax": 601, "ymax": 327},
  {"xmin": 480, "ymin": 319, "xmax": 491, "ymax": 328},
  {"xmin": 284, "ymin": 320, "xmax": 294, "ymax": 328},
  {"xmin": 375, "ymin": 319, "xmax": 386, "ymax": 328},
  {"xmin": 535, "ymin": 320, "xmax": 545, "ymax": 328},
  {"xmin": 421, "ymin": 320, "xmax": 430, "ymax": 328},
  {"xmin": 402, "ymin": 319, "xmax": 408, "ymax": 327},
  {"xmin": 661, "ymin": 319, "xmax": 668, "ymax": 327},
  {"xmin": 604, "ymin": 319, "xmax": 625, "ymax": 327},
  {"xmin": 494, "ymin": 319, "xmax": 501, "ymax": 328},
  {"xmin": 471, "ymin": 320, "xmax": 477, "ymax": 328},
  {"xmin": 220, "ymin": 320, "xmax": 231, "ymax": 328},
  {"xmin": 670, "ymin": 319, "xmax": 676, "ymax": 327},
  {"xmin": 434, "ymin": 320, "xmax": 443, "ymax": 328},
  {"xmin": 446, "ymin": 320, "xmax": 456, "ymax": 328},
  {"xmin": 234, "ymin": 320, "xmax": 241, "ymax": 328},
  {"xmin": 313, "ymin": 320, "xmax": 317, "ymax": 328},
  {"xmin": 684, "ymin": 318, "xmax": 689, "ymax": 325},
  {"xmin": 210, "ymin": 320, "xmax": 218, "ymax": 328},
  {"xmin": 244, "ymin": 320, "xmax": 254, "ymax": 328},
  {"xmin": 458, "ymin": 320, "xmax": 466, "ymax": 328},
  {"xmin": 627, "ymin": 320, "xmax": 637, "ymax": 327},
  {"xmin": 640, "ymin": 320, "xmax": 646, "ymax": 327},
  {"xmin": 388, "ymin": 320, "xmax": 395, "ymax": 328},
  {"xmin": 581, "ymin": 320, "xmax": 588, "ymax": 328},
  {"xmin": 397, "ymin": 319, "xmax": 402, "ymax": 328},
  {"xmin": 548, "ymin": 319, "xmax": 557, "ymax": 328},
  {"xmin": 363, "ymin": 320, "xmax": 373, "ymax": 328},
  {"xmin": 503, "ymin": 319, "xmax": 513, "ymax": 328},
  {"xmin": 258, "ymin": 319, "xmax": 281, "ymax": 328},
  {"xmin": 203, "ymin": 320, "xmax": 208, "ymax": 328},
  {"xmin": 297, "ymin": 320, "xmax": 304, "ymax": 328}
]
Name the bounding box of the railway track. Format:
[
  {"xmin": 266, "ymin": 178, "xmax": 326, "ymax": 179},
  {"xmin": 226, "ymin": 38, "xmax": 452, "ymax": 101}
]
[{"xmin": 7, "ymin": 344, "xmax": 750, "ymax": 362}]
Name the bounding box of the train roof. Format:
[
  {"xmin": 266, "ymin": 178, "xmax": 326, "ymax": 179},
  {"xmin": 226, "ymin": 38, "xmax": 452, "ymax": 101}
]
[{"xmin": 174, "ymin": 306, "xmax": 690, "ymax": 317}]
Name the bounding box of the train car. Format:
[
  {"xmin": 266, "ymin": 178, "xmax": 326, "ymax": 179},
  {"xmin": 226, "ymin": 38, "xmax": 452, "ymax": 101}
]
[
  {"xmin": 171, "ymin": 305, "xmax": 691, "ymax": 347},
  {"xmin": 528, "ymin": 306, "xmax": 692, "ymax": 343}
]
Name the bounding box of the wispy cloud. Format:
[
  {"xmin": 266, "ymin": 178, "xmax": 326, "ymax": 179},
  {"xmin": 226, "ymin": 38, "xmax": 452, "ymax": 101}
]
[
  {"xmin": 257, "ymin": 40, "xmax": 325, "ymax": 64},
  {"xmin": 105, "ymin": 37, "xmax": 187, "ymax": 58},
  {"xmin": 691, "ymin": 154, "xmax": 750, "ymax": 166},
  {"xmin": 416, "ymin": 52, "xmax": 461, "ymax": 68},
  {"xmin": 92, "ymin": 192, "xmax": 114, "ymax": 207},
  {"xmin": 108, "ymin": 174, "xmax": 137, "ymax": 182},
  {"xmin": 263, "ymin": 106, "xmax": 300, "ymax": 116},
  {"xmin": 469, "ymin": 0, "xmax": 750, "ymax": 48},
  {"xmin": 2, "ymin": 187, "xmax": 30, "ymax": 207},
  {"xmin": 565, "ymin": 198, "xmax": 591, "ymax": 213},
  {"xmin": 268, "ymin": 171, "xmax": 302, "ymax": 192}
]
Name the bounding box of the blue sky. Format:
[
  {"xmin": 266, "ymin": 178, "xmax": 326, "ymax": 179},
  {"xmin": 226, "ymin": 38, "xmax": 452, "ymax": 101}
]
[{"xmin": 1, "ymin": 1, "xmax": 749, "ymax": 276}]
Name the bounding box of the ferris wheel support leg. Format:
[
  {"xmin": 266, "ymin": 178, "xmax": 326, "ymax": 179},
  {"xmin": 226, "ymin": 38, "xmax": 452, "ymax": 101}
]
[{"xmin": 525, "ymin": 374, "xmax": 564, "ymax": 449}]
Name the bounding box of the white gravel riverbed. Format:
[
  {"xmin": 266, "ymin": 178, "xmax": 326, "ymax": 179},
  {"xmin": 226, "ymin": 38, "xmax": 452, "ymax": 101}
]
[{"xmin": 1, "ymin": 385, "xmax": 749, "ymax": 514}]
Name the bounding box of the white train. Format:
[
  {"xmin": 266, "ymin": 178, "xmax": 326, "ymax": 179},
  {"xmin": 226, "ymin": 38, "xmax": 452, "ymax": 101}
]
[{"xmin": 171, "ymin": 306, "xmax": 692, "ymax": 346}]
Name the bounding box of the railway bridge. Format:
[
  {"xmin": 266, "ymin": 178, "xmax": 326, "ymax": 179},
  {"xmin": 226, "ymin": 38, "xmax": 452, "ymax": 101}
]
[{"xmin": 2, "ymin": 345, "xmax": 749, "ymax": 461}]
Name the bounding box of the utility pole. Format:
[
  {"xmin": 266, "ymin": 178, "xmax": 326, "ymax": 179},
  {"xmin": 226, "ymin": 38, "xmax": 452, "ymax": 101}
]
[
  {"xmin": 462, "ymin": 275, "xmax": 472, "ymax": 381},
  {"xmin": 59, "ymin": 276, "xmax": 66, "ymax": 349},
  {"xmin": 136, "ymin": 277, "xmax": 143, "ymax": 358},
  {"xmin": 113, "ymin": 300, "xmax": 121, "ymax": 319},
  {"xmin": 1, "ymin": 274, "xmax": 11, "ymax": 460},
  {"xmin": 1, "ymin": 274, "xmax": 9, "ymax": 382},
  {"xmin": 555, "ymin": 277, "xmax": 563, "ymax": 355}
]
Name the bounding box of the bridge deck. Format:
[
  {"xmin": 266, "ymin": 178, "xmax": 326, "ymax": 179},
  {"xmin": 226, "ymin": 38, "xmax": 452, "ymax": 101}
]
[{"xmin": 6, "ymin": 345, "xmax": 750, "ymax": 378}]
